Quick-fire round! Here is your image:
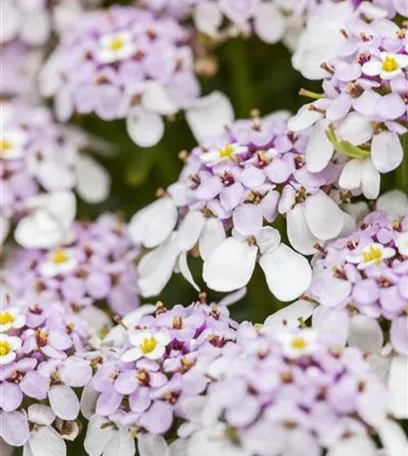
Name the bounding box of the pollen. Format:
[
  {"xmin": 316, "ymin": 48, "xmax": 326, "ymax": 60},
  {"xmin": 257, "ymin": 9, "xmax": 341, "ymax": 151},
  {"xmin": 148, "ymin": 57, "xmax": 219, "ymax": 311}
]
[
  {"xmin": 0, "ymin": 139, "xmax": 11, "ymax": 152},
  {"xmin": 52, "ymin": 248, "xmax": 69, "ymax": 264},
  {"xmin": 291, "ymin": 337, "xmax": 307, "ymax": 350},
  {"xmin": 0, "ymin": 341, "xmax": 11, "ymax": 357},
  {"xmin": 140, "ymin": 336, "xmax": 157, "ymax": 354},
  {"xmin": 363, "ymin": 245, "xmax": 382, "ymax": 264},
  {"xmin": 109, "ymin": 38, "xmax": 125, "ymax": 52},
  {"xmin": 218, "ymin": 143, "xmax": 234, "ymax": 159},
  {"xmin": 0, "ymin": 311, "xmax": 14, "ymax": 325},
  {"xmin": 382, "ymin": 56, "xmax": 398, "ymax": 73}
]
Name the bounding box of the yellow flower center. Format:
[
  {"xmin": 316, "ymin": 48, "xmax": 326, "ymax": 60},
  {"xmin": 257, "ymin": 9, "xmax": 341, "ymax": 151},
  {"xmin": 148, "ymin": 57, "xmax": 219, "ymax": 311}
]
[
  {"xmin": 0, "ymin": 139, "xmax": 12, "ymax": 154},
  {"xmin": 0, "ymin": 311, "xmax": 14, "ymax": 325},
  {"xmin": 0, "ymin": 341, "xmax": 11, "ymax": 357},
  {"xmin": 363, "ymin": 245, "xmax": 382, "ymax": 264},
  {"xmin": 109, "ymin": 38, "xmax": 125, "ymax": 52},
  {"xmin": 218, "ymin": 143, "xmax": 235, "ymax": 159},
  {"xmin": 291, "ymin": 337, "xmax": 307, "ymax": 350},
  {"xmin": 382, "ymin": 56, "xmax": 398, "ymax": 73},
  {"xmin": 140, "ymin": 336, "xmax": 157, "ymax": 354},
  {"xmin": 52, "ymin": 248, "xmax": 69, "ymax": 265}
]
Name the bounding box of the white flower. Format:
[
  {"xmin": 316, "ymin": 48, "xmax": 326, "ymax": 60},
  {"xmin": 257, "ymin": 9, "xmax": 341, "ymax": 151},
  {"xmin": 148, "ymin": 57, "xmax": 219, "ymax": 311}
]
[
  {"xmin": 376, "ymin": 190, "xmax": 408, "ymax": 218},
  {"xmin": 363, "ymin": 52, "xmax": 408, "ymax": 80},
  {"xmin": 96, "ymin": 31, "xmax": 136, "ymax": 64},
  {"xmin": 346, "ymin": 242, "xmax": 396, "ymax": 270},
  {"xmin": 121, "ymin": 330, "xmax": 171, "ymax": 362},
  {"xmin": 339, "ymin": 158, "xmax": 381, "ymax": 200},
  {"xmin": 0, "ymin": 334, "xmax": 22, "ymax": 365},
  {"xmin": 0, "ymin": 307, "xmax": 25, "ymax": 332},
  {"xmin": 396, "ymin": 232, "xmax": 408, "ymax": 256},
  {"xmin": 0, "ymin": 128, "xmax": 27, "ymax": 160},
  {"xmin": 38, "ymin": 247, "xmax": 77, "ymax": 277},
  {"xmin": 277, "ymin": 329, "xmax": 318, "ymax": 359},
  {"xmin": 200, "ymin": 142, "xmax": 248, "ymax": 166}
]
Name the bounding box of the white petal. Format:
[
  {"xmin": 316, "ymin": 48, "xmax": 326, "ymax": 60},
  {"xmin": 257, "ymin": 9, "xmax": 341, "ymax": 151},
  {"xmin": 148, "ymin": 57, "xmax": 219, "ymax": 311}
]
[
  {"xmin": 287, "ymin": 205, "xmax": 319, "ymax": 255},
  {"xmin": 259, "ymin": 244, "xmax": 312, "ymax": 302},
  {"xmin": 36, "ymin": 162, "xmax": 76, "ymax": 191},
  {"xmin": 28, "ymin": 405, "xmax": 55, "ymax": 426},
  {"xmin": 176, "ymin": 211, "xmax": 206, "ymax": 251},
  {"xmin": 138, "ymin": 233, "xmax": 180, "ymax": 297},
  {"xmin": 142, "ymin": 82, "xmax": 179, "ymax": 115},
  {"xmin": 76, "ymin": 155, "xmax": 110, "ymax": 203},
  {"xmin": 339, "ymin": 159, "xmax": 363, "ymax": 190},
  {"xmin": 254, "ymin": 3, "xmax": 286, "ymax": 44},
  {"xmin": 263, "ymin": 300, "xmax": 316, "ymax": 333},
  {"xmin": 138, "ymin": 434, "xmax": 167, "ymax": 456},
  {"xmin": 84, "ymin": 415, "xmax": 115, "ymax": 456},
  {"xmin": 203, "ymin": 238, "xmax": 257, "ymax": 292},
  {"xmin": 20, "ymin": 10, "xmax": 50, "ymax": 45},
  {"xmin": 305, "ymin": 120, "xmax": 334, "ymax": 172},
  {"xmin": 218, "ymin": 287, "xmax": 247, "ymax": 307},
  {"xmin": 288, "ymin": 101, "xmax": 327, "ymax": 132},
  {"xmin": 178, "ymin": 251, "xmax": 200, "ymax": 292},
  {"xmin": 168, "ymin": 439, "xmax": 188, "ymax": 456},
  {"xmin": 371, "ymin": 132, "xmax": 403, "ymax": 173},
  {"xmin": 129, "ymin": 197, "xmax": 178, "ymax": 249},
  {"xmin": 376, "ymin": 190, "xmax": 408, "ymax": 218},
  {"xmin": 337, "ymin": 113, "xmax": 374, "ymax": 146},
  {"xmin": 126, "ymin": 108, "xmax": 165, "ymax": 148},
  {"xmin": 80, "ymin": 382, "xmax": 99, "ymax": 420},
  {"xmin": 185, "ymin": 91, "xmax": 234, "ymax": 145},
  {"xmin": 304, "ymin": 191, "xmax": 343, "ymax": 240},
  {"xmin": 327, "ymin": 436, "xmax": 376, "ymax": 456},
  {"xmin": 104, "ymin": 429, "xmax": 135, "ymax": 456},
  {"xmin": 48, "ymin": 385, "xmax": 79, "ymax": 421},
  {"xmin": 29, "ymin": 426, "xmax": 66, "ymax": 456},
  {"xmin": 0, "ymin": 411, "xmax": 30, "ymax": 446},
  {"xmin": 348, "ymin": 315, "xmax": 383, "ymax": 354},
  {"xmin": 388, "ymin": 355, "xmax": 408, "ymax": 419},
  {"xmin": 362, "ymin": 158, "xmax": 380, "ymax": 199},
  {"xmin": 255, "ymin": 226, "xmax": 281, "ymax": 255},
  {"xmin": 194, "ymin": 2, "xmax": 222, "ymax": 36},
  {"xmin": 377, "ymin": 419, "xmax": 408, "ymax": 456},
  {"xmin": 198, "ymin": 218, "xmax": 226, "ymax": 261}
]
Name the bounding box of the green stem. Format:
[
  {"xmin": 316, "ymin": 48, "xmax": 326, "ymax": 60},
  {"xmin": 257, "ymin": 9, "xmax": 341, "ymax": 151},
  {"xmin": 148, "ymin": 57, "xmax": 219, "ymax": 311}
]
[
  {"xmin": 395, "ymin": 133, "xmax": 408, "ymax": 193},
  {"xmin": 298, "ymin": 88, "xmax": 323, "ymax": 100},
  {"xmin": 225, "ymin": 38, "xmax": 257, "ymax": 117}
]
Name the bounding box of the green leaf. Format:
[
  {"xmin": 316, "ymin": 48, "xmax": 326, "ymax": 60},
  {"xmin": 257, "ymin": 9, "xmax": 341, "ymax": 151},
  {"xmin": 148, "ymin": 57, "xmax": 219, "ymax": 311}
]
[{"xmin": 326, "ymin": 125, "xmax": 370, "ymax": 159}]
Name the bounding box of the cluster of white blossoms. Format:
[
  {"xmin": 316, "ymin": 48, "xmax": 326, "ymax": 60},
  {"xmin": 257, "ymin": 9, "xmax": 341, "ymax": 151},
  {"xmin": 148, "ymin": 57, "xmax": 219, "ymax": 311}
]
[{"xmin": 1, "ymin": 1, "xmax": 407, "ymax": 456}]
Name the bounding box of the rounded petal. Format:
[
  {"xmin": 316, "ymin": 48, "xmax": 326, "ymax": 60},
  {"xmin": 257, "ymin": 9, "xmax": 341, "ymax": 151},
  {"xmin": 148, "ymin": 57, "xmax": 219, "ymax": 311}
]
[
  {"xmin": 84, "ymin": 415, "xmax": 116, "ymax": 456},
  {"xmin": 29, "ymin": 426, "xmax": 66, "ymax": 456},
  {"xmin": 60, "ymin": 357, "xmax": 92, "ymax": 387},
  {"xmin": 337, "ymin": 113, "xmax": 374, "ymax": 146},
  {"xmin": 362, "ymin": 158, "xmax": 380, "ymax": 200},
  {"xmin": 339, "ymin": 159, "xmax": 363, "ymax": 190},
  {"xmin": 0, "ymin": 411, "xmax": 29, "ymax": 447},
  {"xmin": 126, "ymin": 108, "xmax": 164, "ymax": 148},
  {"xmin": 305, "ymin": 120, "xmax": 334, "ymax": 172},
  {"xmin": 0, "ymin": 382, "xmax": 23, "ymax": 412},
  {"xmin": 304, "ymin": 191, "xmax": 343, "ymax": 240},
  {"xmin": 287, "ymin": 205, "xmax": 319, "ymax": 255},
  {"xmin": 388, "ymin": 355, "xmax": 408, "ymax": 419},
  {"xmin": 194, "ymin": 2, "xmax": 222, "ymax": 36},
  {"xmin": 76, "ymin": 155, "xmax": 110, "ymax": 204},
  {"xmin": 198, "ymin": 218, "xmax": 226, "ymax": 261},
  {"xmin": 263, "ymin": 300, "xmax": 316, "ymax": 333},
  {"xmin": 48, "ymin": 385, "xmax": 80, "ymax": 421},
  {"xmin": 377, "ymin": 419, "xmax": 408, "ymax": 456},
  {"xmin": 254, "ymin": 4, "xmax": 285, "ymax": 44},
  {"xmin": 259, "ymin": 244, "xmax": 312, "ymax": 302},
  {"xmin": 176, "ymin": 211, "xmax": 206, "ymax": 252},
  {"xmin": 138, "ymin": 434, "xmax": 167, "ymax": 456},
  {"xmin": 371, "ymin": 132, "xmax": 403, "ymax": 173},
  {"xmin": 348, "ymin": 315, "xmax": 383, "ymax": 354},
  {"xmin": 27, "ymin": 405, "xmax": 55, "ymax": 426},
  {"xmin": 142, "ymin": 82, "xmax": 178, "ymax": 115},
  {"xmin": 327, "ymin": 436, "xmax": 376, "ymax": 456},
  {"xmin": 203, "ymin": 238, "xmax": 257, "ymax": 292},
  {"xmin": 233, "ymin": 204, "xmax": 263, "ymax": 236}
]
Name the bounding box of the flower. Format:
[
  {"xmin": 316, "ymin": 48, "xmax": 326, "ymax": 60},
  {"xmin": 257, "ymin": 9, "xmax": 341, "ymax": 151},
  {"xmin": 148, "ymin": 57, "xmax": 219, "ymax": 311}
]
[
  {"xmin": 0, "ymin": 307, "xmax": 25, "ymax": 333},
  {"xmin": 0, "ymin": 334, "xmax": 22, "ymax": 365},
  {"xmin": 183, "ymin": 323, "xmax": 407, "ymax": 456},
  {"xmin": 276, "ymin": 328, "xmax": 318, "ymax": 358},
  {"xmin": 96, "ymin": 31, "xmax": 136, "ymax": 63},
  {"xmin": 4, "ymin": 213, "xmax": 141, "ymax": 316},
  {"xmin": 0, "ymin": 128, "xmax": 27, "ymax": 160},
  {"xmin": 363, "ymin": 52, "xmax": 408, "ymax": 80},
  {"xmin": 346, "ymin": 242, "xmax": 396, "ymax": 270},
  {"xmin": 122, "ymin": 330, "xmax": 171, "ymax": 361}
]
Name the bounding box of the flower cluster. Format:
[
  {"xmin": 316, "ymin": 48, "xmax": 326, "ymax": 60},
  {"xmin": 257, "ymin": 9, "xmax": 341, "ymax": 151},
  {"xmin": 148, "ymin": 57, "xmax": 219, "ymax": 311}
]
[
  {"xmin": 4, "ymin": 213, "xmax": 140, "ymax": 317},
  {"xmin": 0, "ymin": 295, "xmax": 93, "ymax": 454},
  {"xmin": 183, "ymin": 324, "xmax": 404, "ymax": 456},
  {"xmin": 0, "ymin": 99, "xmax": 110, "ymax": 247},
  {"xmin": 307, "ymin": 209, "xmax": 407, "ymax": 355},
  {"xmin": 39, "ymin": 5, "xmax": 232, "ymax": 147},
  {"xmin": 82, "ymin": 300, "xmax": 238, "ymax": 456},
  {"xmin": 290, "ymin": 13, "xmax": 408, "ymax": 199},
  {"xmin": 130, "ymin": 112, "xmax": 349, "ymax": 299}
]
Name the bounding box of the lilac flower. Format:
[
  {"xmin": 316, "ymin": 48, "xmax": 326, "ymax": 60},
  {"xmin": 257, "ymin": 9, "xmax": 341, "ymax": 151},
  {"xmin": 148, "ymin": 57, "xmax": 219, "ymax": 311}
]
[
  {"xmin": 82, "ymin": 300, "xmax": 238, "ymax": 456},
  {"xmin": 39, "ymin": 5, "xmax": 233, "ymax": 147},
  {"xmin": 0, "ymin": 296, "xmax": 93, "ymax": 454},
  {"xmin": 0, "ymin": 99, "xmax": 110, "ymax": 247},
  {"xmin": 183, "ymin": 324, "xmax": 407, "ymax": 456},
  {"xmin": 289, "ymin": 16, "xmax": 407, "ymax": 199},
  {"xmin": 130, "ymin": 112, "xmax": 349, "ymax": 298},
  {"xmin": 4, "ymin": 213, "xmax": 140, "ymax": 317}
]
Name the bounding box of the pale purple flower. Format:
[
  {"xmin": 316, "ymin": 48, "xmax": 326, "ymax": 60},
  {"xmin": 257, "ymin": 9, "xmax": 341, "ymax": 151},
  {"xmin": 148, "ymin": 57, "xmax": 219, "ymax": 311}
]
[
  {"xmin": 184, "ymin": 324, "xmax": 406, "ymax": 456},
  {"xmin": 130, "ymin": 112, "xmax": 348, "ymax": 298},
  {"xmin": 83, "ymin": 301, "xmax": 238, "ymax": 456},
  {"xmin": 4, "ymin": 213, "xmax": 140, "ymax": 317}
]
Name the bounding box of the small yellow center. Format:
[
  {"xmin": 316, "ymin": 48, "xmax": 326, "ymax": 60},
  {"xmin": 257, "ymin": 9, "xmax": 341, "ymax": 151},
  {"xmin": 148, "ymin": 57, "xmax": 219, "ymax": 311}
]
[
  {"xmin": 0, "ymin": 139, "xmax": 11, "ymax": 153},
  {"xmin": 0, "ymin": 312, "xmax": 14, "ymax": 325},
  {"xmin": 291, "ymin": 337, "xmax": 307, "ymax": 350},
  {"xmin": 0, "ymin": 341, "xmax": 11, "ymax": 357},
  {"xmin": 109, "ymin": 38, "xmax": 125, "ymax": 52},
  {"xmin": 363, "ymin": 245, "xmax": 382, "ymax": 264},
  {"xmin": 140, "ymin": 337, "xmax": 157, "ymax": 354},
  {"xmin": 52, "ymin": 249, "xmax": 69, "ymax": 265},
  {"xmin": 382, "ymin": 56, "xmax": 398, "ymax": 73},
  {"xmin": 218, "ymin": 143, "xmax": 235, "ymax": 159}
]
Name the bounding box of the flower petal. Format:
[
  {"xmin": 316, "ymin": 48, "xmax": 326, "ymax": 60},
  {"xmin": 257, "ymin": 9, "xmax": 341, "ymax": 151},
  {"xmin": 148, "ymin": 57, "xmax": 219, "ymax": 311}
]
[
  {"xmin": 126, "ymin": 108, "xmax": 164, "ymax": 148},
  {"xmin": 176, "ymin": 210, "xmax": 206, "ymax": 252},
  {"xmin": 178, "ymin": 251, "xmax": 200, "ymax": 292},
  {"xmin": 388, "ymin": 355, "xmax": 408, "ymax": 419},
  {"xmin": 29, "ymin": 426, "xmax": 66, "ymax": 456},
  {"xmin": 371, "ymin": 131, "xmax": 403, "ymax": 173},
  {"xmin": 48, "ymin": 385, "xmax": 80, "ymax": 421},
  {"xmin": 362, "ymin": 158, "xmax": 380, "ymax": 199},
  {"xmin": 327, "ymin": 436, "xmax": 376, "ymax": 456},
  {"xmin": 0, "ymin": 411, "xmax": 29, "ymax": 446},
  {"xmin": 254, "ymin": 3, "xmax": 285, "ymax": 44},
  {"xmin": 198, "ymin": 218, "xmax": 226, "ymax": 261},
  {"xmin": 84, "ymin": 415, "xmax": 116, "ymax": 456},
  {"xmin": 287, "ymin": 204, "xmax": 319, "ymax": 255},
  {"xmin": 138, "ymin": 434, "xmax": 167, "ymax": 456},
  {"xmin": 304, "ymin": 192, "xmax": 343, "ymax": 240},
  {"xmin": 28, "ymin": 405, "xmax": 55, "ymax": 426},
  {"xmin": 263, "ymin": 300, "xmax": 316, "ymax": 333},
  {"xmin": 348, "ymin": 315, "xmax": 383, "ymax": 354},
  {"xmin": 377, "ymin": 419, "xmax": 408, "ymax": 456},
  {"xmin": 337, "ymin": 113, "xmax": 374, "ymax": 146},
  {"xmin": 76, "ymin": 155, "xmax": 110, "ymax": 204},
  {"xmin": 339, "ymin": 159, "xmax": 363, "ymax": 190}
]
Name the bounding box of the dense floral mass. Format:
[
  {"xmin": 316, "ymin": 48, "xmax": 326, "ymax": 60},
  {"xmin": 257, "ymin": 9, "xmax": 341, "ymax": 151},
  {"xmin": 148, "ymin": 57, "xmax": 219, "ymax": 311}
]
[
  {"xmin": 4, "ymin": 213, "xmax": 140, "ymax": 316},
  {"xmin": 0, "ymin": 0, "xmax": 407, "ymax": 455},
  {"xmin": 183, "ymin": 323, "xmax": 405, "ymax": 456}
]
